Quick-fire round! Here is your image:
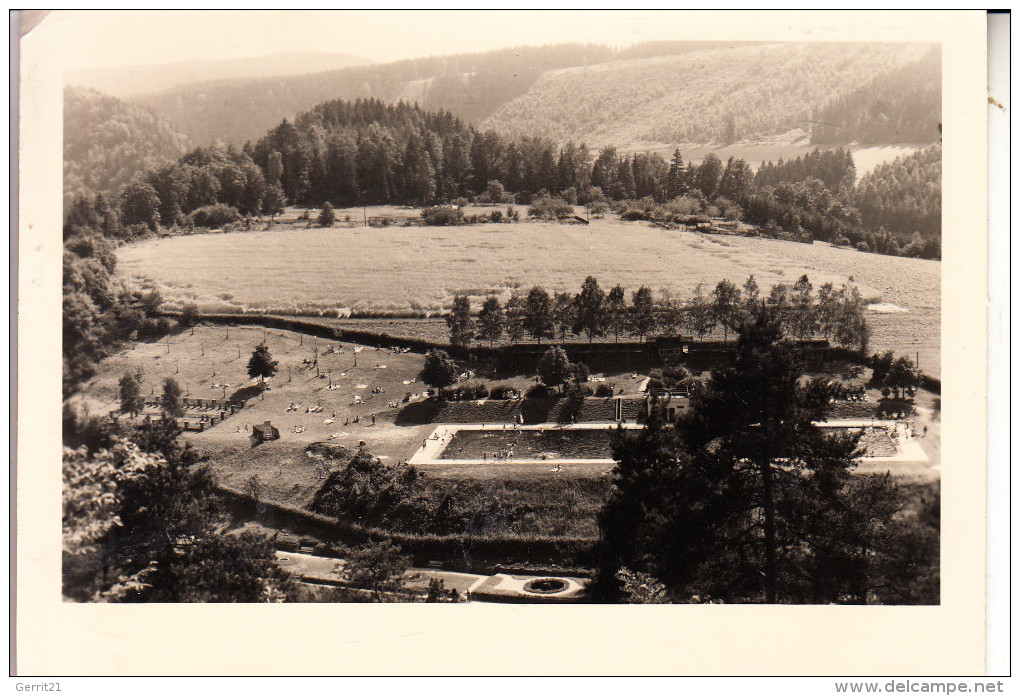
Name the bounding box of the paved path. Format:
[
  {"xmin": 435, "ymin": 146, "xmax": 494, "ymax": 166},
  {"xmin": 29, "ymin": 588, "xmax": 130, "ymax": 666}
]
[
  {"xmin": 276, "ymin": 551, "xmax": 487, "ymax": 594},
  {"xmin": 276, "ymin": 551, "xmax": 590, "ymax": 601}
]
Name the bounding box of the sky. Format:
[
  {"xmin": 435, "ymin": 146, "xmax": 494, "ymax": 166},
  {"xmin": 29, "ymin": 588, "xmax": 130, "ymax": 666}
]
[{"xmin": 31, "ymin": 10, "xmax": 721, "ymax": 70}]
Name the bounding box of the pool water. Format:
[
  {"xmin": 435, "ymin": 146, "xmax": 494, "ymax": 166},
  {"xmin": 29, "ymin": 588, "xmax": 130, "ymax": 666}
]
[
  {"xmin": 437, "ymin": 426, "xmax": 898, "ymax": 461},
  {"xmin": 439, "ymin": 429, "xmax": 614, "ymax": 460}
]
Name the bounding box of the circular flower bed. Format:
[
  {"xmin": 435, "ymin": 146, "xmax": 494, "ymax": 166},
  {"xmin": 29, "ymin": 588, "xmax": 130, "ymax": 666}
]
[{"xmin": 523, "ymin": 578, "xmax": 569, "ymax": 595}]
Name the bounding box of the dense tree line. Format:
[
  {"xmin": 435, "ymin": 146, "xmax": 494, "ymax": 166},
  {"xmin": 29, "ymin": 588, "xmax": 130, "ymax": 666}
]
[
  {"xmin": 70, "ymin": 97, "xmax": 940, "ymax": 264},
  {"xmin": 446, "ymin": 274, "xmax": 871, "ymax": 353},
  {"xmin": 853, "ymin": 144, "xmax": 942, "ymax": 243},
  {"xmin": 753, "ymin": 148, "xmax": 857, "ymax": 193},
  {"xmin": 594, "ymin": 304, "xmax": 939, "ymax": 604},
  {"xmin": 122, "ymin": 143, "xmax": 275, "ymax": 230}
]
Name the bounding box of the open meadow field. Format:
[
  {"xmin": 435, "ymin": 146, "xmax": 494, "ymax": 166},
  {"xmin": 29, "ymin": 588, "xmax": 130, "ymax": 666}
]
[{"xmin": 117, "ymin": 212, "xmax": 940, "ymax": 376}]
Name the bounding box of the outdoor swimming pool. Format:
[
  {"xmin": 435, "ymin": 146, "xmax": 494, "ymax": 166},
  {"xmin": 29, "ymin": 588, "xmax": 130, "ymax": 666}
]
[{"xmin": 439, "ymin": 428, "xmax": 615, "ymax": 460}]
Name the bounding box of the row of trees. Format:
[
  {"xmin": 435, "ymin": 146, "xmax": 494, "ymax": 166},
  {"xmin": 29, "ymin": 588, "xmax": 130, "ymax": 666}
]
[
  {"xmin": 595, "ymin": 304, "xmax": 939, "ymax": 604},
  {"xmin": 446, "ymin": 274, "xmax": 871, "ymax": 353}
]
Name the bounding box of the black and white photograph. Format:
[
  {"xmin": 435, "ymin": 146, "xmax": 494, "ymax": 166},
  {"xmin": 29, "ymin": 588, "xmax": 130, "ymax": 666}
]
[{"xmin": 14, "ymin": 8, "xmax": 997, "ymax": 677}]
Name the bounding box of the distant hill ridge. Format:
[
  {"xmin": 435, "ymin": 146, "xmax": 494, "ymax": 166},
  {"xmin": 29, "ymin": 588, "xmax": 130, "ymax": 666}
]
[
  {"xmin": 66, "ymin": 51, "xmax": 371, "ymax": 98},
  {"xmin": 126, "ymin": 41, "xmax": 939, "ymax": 152}
]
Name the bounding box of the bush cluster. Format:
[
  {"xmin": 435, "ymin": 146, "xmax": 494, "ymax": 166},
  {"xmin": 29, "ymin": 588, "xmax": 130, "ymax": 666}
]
[
  {"xmin": 438, "ymin": 382, "xmax": 489, "ymax": 401},
  {"xmin": 189, "ymin": 203, "xmax": 241, "ymax": 229},
  {"xmin": 489, "ymin": 384, "xmax": 520, "ymax": 400},
  {"xmin": 420, "ymin": 205, "xmax": 463, "ymax": 226}
]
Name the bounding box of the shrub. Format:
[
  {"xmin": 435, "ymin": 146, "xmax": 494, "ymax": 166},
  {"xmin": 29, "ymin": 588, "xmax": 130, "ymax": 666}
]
[
  {"xmin": 318, "ymin": 202, "xmax": 336, "ymax": 227},
  {"xmin": 440, "ymin": 382, "xmax": 490, "ymax": 401},
  {"xmin": 663, "ymin": 195, "xmax": 702, "ymax": 217},
  {"xmin": 189, "ymin": 204, "xmax": 241, "ymax": 229},
  {"xmin": 179, "ymin": 302, "xmax": 200, "ymax": 328},
  {"xmin": 489, "ymin": 384, "xmax": 518, "ymax": 400},
  {"xmin": 528, "ymin": 196, "xmax": 573, "ymax": 220},
  {"xmin": 486, "ymin": 180, "xmax": 508, "ymax": 204},
  {"xmin": 464, "ymin": 383, "xmax": 489, "ymax": 400},
  {"xmin": 421, "ymin": 206, "xmax": 463, "ymax": 226},
  {"xmin": 594, "ymin": 384, "xmax": 615, "ymax": 397},
  {"xmin": 136, "ymin": 316, "xmax": 177, "ymax": 340},
  {"xmin": 855, "ymin": 241, "xmax": 871, "ymax": 253},
  {"xmin": 489, "ymin": 210, "xmax": 504, "ymax": 223},
  {"xmin": 525, "ymin": 384, "xmax": 551, "ymax": 399},
  {"xmin": 572, "ymin": 362, "xmax": 589, "ymax": 383}
]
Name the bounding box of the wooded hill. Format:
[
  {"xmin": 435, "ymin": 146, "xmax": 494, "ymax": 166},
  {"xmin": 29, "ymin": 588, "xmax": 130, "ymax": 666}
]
[
  {"xmin": 83, "ymin": 96, "xmax": 939, "ymax": 260},
  {"xmin": 482, "ymin": 42, "xmax": 939, "ymax": 148},
  {"xmin": 853, "ymin": 144, "xmax": 941, "ymax": 240},
  {"xmin": 809, "ymin": 48, "xmax": 941, "ymax": 146},
  {"xmin": 64, "ymin": 87, "xmax": 190, "ymax": 212},
  {"xmin": 124, "ymin": 41, "xmax": 938, "ymax": 152},
  {"xmin": 131, "ymin": 43, "xmax": 621, "ymax": 147}
]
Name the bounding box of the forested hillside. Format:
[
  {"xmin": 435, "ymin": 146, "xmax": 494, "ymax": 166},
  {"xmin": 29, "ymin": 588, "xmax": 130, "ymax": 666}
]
[
  {"xmin": 77, "ymin": 96, "xmax": 940, "ymax": 262},
  {"xmin": 64, "ymin": 87, "xmax": 189, "ymax": 212},
  {"xmin": 853, "ymin": 144, "xmax": 941, "ymax": 240},
  {"xmin": 482, "ymin": 43, "xmax": 938, "ymax": 147},
  {"xmin": 128, "ymin": 41, "xmax": 938, "ymax": 152},
  {"xmin": 133, "ymin": 44, "xmax": 619, "ymax": 146},
  {"xmin": 810, "ymin": 48, "xmax": 941, "ymax": 145}
]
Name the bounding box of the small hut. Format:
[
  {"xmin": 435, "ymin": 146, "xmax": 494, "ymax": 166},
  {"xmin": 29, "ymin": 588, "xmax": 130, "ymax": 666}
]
[{"xmin": 250, "ymin": 421, "xmax": 280, "ymax": 447}]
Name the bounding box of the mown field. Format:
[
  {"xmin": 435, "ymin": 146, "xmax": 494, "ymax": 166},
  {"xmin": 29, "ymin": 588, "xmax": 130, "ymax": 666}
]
[{"xmin": 117, "ymin": 212, "xmax": 940, "ymax": 376}]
